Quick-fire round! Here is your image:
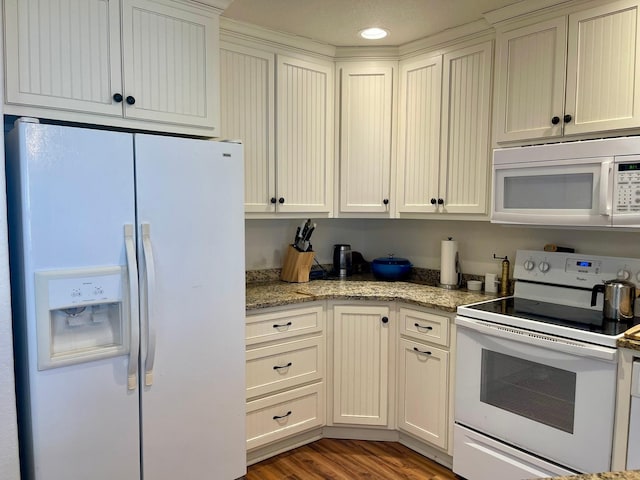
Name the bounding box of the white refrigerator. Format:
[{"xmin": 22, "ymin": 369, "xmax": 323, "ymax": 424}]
[{"xmin": 5, "ymin": 119, "xmax": 246, "ymax": 480}]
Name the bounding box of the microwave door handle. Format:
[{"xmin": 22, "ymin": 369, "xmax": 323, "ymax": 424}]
[{"xmin": 599, "ymin": 160, "xmax": 613, "ymax": 216}]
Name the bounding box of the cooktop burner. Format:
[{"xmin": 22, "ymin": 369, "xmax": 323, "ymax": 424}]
[{"xmin": 468, "ymin": 297, "xmax": 639, "ymax": 337}]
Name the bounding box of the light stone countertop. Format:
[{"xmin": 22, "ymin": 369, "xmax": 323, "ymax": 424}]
[
  {"xmin": 246, "ymin": 278, "xmax": 496, "ymax": 311},
  {"xmin": 539, "ymin": 472, "xmax": 640, "ymax": 480}
]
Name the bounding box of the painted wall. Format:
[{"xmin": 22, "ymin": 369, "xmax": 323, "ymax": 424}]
[
  {"xmin": 0, "ymin": 13, "xmax": 22, "ymax": 480},
  {"xmin": 246, "ymin": 218, "xmax": 640, "ymax": 277}
]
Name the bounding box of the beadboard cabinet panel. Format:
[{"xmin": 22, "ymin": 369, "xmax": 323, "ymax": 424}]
[
  {"xmin": 276, "ymin": 56, "xmax": 334, "ymax": 214},
  {"xmin": 220, "ymin": 44, "xmax": 275, "ymax": 213},
  {"xmin": 396, "ymin": 55, "xmax": 442, "ymax": 214},
  {"xmin": 332, "ymin": 305, "xmax": 390, "ymax": 426},
  {"xmin": 121, "ymin": 0, "xmax": 219, "ymax": 127},
  {"xmin": 4, "ymin": 0, "xmax": 123, "ymax": 116},
  {"xmin": 565, "ymin": 0, "xmax": 640, "ymax": 135},
  {"xmin": 439, "ymin": 41, "xmax": 492, "ymax": 214},
  {"xmin": 4, "ymin": 0, "xmax": 220, "ymax": 134},
  {"xmin": 338, "ymin": 65, "xmax": 393, "ymax": 214},
  {"xmin": 495, "ymin": 0, "xmax": 640, "ymax": 144},
  {"xmin": 398, "ymin": 338, "xmax": 449, "ymax": 450},
  {"xmin": 494, "ymin": 18, "xmax": 567, "ymax": 143}
]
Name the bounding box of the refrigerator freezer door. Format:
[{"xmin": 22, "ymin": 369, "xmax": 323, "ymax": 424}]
[
  {"xmin": 134, "ymin": 135, "xmax": 246, "ymax": 480},
  {"xmin": 6, "ymin": 122, "xmax": 140, "ymax": 480}
]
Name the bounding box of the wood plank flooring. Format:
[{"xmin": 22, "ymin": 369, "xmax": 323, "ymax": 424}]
[{"xmin": 244, "ymin": 438, "xmax": 458, "ymax": 480}]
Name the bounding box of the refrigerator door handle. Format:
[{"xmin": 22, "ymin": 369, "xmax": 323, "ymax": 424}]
[
  {"xmin": 141, "ymin": 223, "xmax": 157, "ymax": 387},
  {"xmin": 124, "ymin": 224, "xmax": 140, "ymax": 390}
]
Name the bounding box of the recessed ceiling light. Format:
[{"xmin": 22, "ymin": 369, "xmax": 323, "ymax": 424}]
[{"xmin": 359, "ymin": 27, "xmax": 388, "ymax": 40}]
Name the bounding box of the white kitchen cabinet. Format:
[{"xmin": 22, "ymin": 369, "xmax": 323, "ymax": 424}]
[
  {"xmin": 397, "ymin": 307, "xmax": 451, "ymax": 450},
  {"xmin": 396, "ymin": 54, "xmax": 442, "ymax": 214},
  {"xmin": 494, "ymin": 0, "xmax": 640, "ymax": 143},
  {"xmin": 220, "ymin": 44, "xmax": 334, "ymax": 216},
  {"xmin": 396, "ymin": 40, "xmax": 492, "ymax": 216},
  {"xmin": 219, "ymin": 43, "xmax": 276, "ymax": 213},
  {"xmin": 4, "ymin": 0, "xmax": 221, "ymax": 135},
  {"xmin": 276, "ymin": 55, "xmax": 334, "ymax": 215},
  {"xmin": 245, "ymin": 303, "xmax": 326, "ymax": 451},
  {"xmin": 337, "ymin": 63, "xmax": 394, "ymax": 215},
  {"xmin": 331, "ymin": 304, "xmax": 392, "ymax": 427}
]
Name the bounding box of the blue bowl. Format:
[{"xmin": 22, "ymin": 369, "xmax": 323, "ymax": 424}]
[{"xmin": 371, "ymin": 256, "xmax": 412, "ymax": 281}]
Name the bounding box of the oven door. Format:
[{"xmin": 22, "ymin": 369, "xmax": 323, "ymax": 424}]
[
  {"xmin": 492, "ymin": 157, "xmax": 613, "ymax": 226},
  {"xmin": 454, "ymin": 316, "xmax": 618, "ymax": 474}
]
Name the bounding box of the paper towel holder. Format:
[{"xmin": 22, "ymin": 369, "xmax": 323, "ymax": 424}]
[{"xmin": 439, "ymin": 237, "xmax": 462, "ymax": 289}]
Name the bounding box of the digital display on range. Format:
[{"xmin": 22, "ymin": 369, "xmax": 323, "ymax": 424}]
[
  {"xmin": 576, "ymin": 261, "xmax": 592, "ymax": 267},
  {"xmin": 619, "ymin": 163, "xmax": 640, "ymax": 171}
]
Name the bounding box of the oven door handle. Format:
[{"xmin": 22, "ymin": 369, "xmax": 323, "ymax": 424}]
[{"xmin": 455, "ymin": 316, "xmax": 617, "ymax": 362}]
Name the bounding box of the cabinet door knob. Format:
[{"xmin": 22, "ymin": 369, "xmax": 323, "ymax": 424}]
[
  {"xmin": 563, "ymin": 114, "xmax": 572, "ymax": 123},
  {"xmin": 437, "ymin": 198, "xmax": 444, "ymax": 205},
  {"xmin": 383, "ymin": 198, "xmax": 389, "ymax": 205},
  {"xmin": 126, "ymin": 96, "xmax": 136, "ymax": 105},
  {"xmin": 551, "ymin": 116, "xmax": 560, "ymax": 125},
  {"xmin": 278, "ymin": 197, "xmax": 285, "ymax": 204},
  {"xmin": 270, "ymin": 197, "xmax": 277, "ymax": 204},
  {"xmin": 430, "ymin": 198, "xmax": 437, "ymax": 205},
  {"xmin": 113, "ymin": 93, "xmax": 123, "ymax": 103},
  {"xmin": 381, "ymin": 316, "xmax": 389, "ymax": 324}
]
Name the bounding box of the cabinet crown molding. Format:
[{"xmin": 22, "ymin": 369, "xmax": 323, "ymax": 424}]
[{"xmin": 220, "ymin": 17, "xmax": 336, "ymax": 59}]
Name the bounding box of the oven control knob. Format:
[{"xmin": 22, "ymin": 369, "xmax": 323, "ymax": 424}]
[
  {"xmin": 617, "ymin": 269, "xmax": 631, "ymax": 280},
  {"xmin": 523, "ymin": 260, "xmax": 535, "ymax": 271},
  {"xmin": 538, "ymin": 261, "xmax": 550, "ymax": 273}
]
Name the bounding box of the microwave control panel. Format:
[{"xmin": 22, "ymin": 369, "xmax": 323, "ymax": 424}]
[{"xmin": 615, "ymin": 161, "xmax": 640, "ymax": 213}]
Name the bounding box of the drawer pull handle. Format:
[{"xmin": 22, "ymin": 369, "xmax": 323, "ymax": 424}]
[
  {"xmin": 413, "ymin": 347, "xmax": 432, "ymax": 355},
  {"xmin": 273, "ymin": 321, "xmax": 292, "ymax": 329},
  {"xmin": 414, "ymin": 323, "xmax": 433, "ymax": 331},
  {"xmin": 273, "ymin": 411, "xmax": 292, "ymax": 420},
  {"xmin": 273, "ymin": 362, "xmax": 292, "ymax": 370}
]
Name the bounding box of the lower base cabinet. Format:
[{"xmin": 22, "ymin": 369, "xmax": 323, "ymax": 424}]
[
  {"xmin": 245, "ymin": 303, "xmax": 326, "ymax": 452},
  {"xmin": 246, "ymin": 300, "xmax": 454, "ymax": 462},
  {"xmin": 397, "ymin": 338, "xmax": 449, "ymax": 449},
  {"xmin": 330, "ymin": 303, "xmax": 393, "ymax": 427},
  {"xmin": 246, "ymin": 382, "xmax": 325, "ymax": 450}
]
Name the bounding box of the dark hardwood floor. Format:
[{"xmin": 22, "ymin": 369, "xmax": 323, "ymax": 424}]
[{"xmin": 244, "ymin": 438, "xmax": 458, "ymax": 480}]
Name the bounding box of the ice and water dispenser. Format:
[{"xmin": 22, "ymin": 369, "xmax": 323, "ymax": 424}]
[{"xmin": 34, "ymin": 266, "xmax": 129, "ymax": 370}]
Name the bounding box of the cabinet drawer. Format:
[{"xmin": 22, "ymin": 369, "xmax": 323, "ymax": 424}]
[
  {"xmin": 246, "ymin": 337, "xmax": 323, "ymax": 399},
  {"xmin": 246, "ymin": 304, "xmax": 324, "ymax": 345},
  {"xmin": 246, "ymin": 382, "xmax": 325, "ymax": 450},
  {"xmin": 399, "ymin": 307, "xmax": 450, "ymax": 347}
]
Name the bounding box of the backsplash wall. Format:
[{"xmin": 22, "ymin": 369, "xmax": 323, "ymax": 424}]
[{"xmin": 245, "ymin": 218, "xmax": 640, "ymax": 276}]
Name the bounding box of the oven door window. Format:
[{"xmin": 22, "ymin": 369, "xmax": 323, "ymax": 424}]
[{"xmin": 480, "ymin": 350, "xmax": 576, "ymax": 433}]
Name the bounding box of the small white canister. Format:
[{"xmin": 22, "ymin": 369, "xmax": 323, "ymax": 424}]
[{"xmin": 485, "ymin": 273, "xmax": 498, "ymax": 293}]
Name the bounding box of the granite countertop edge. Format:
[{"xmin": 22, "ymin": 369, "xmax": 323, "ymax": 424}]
[
  {"xmin": 245, "ymin": 278, "xmax": 496, "ymax": 313},
  {"xmin": 245, "ymin": 279, "xmax": 640, "ymax": 352}
]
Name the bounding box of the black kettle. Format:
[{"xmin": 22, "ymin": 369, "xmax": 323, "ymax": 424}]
[
  {"xmin": 333, "ymin": 244, "xmax": 352, "ymax": 278},
  {"xmin": 591, "ymin": 279, "xmax": 636, "ymax": 321}
]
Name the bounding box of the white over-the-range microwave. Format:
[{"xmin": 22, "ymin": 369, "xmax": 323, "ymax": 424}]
[{"xmin": 492, "ymin": 137, "xmax": 640, "ymax": 228}]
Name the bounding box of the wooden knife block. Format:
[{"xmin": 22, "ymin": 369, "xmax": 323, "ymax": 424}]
[{"xmin": 281, "ymin": 245, "xmax": 315, "ymax": 283}]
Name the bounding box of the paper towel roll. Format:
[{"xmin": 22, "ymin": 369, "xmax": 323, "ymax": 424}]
[{"xmin": 440, "ymin": 239, "xmax": 459, "ymax": 286}]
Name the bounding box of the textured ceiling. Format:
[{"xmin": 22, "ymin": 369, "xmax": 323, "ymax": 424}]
[{"xmin": 222, "ymin": 0, "xmax": 528, "ymax": 47}]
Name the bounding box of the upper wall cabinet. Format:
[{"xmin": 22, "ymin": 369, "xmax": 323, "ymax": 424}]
[
  {"xmin": 337, "ymin": 63, "xmax": 395, "ymax": 216},
  {"xmin": 494, "ymin": 0, "xmax": 640, "ymax": 144},
  {"xmin": 276, "ymin": 55, "xmax": 334, "ymax": 215},
  {"xmin": 219, "ymin": 43, "xmax": 275, "ymax": 214},
  {"xmin": 4, "ymin": 0, "xmax": 221, "ymax": 136},
  {"xmin": 220, "ymin": 43, "xmax": 334, "ymax": 217},
  {"xmin": 396, "ymin": 40, "xmax": 493, "ymax": 217}
]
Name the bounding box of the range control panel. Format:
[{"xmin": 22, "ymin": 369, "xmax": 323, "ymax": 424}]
[{"xmin": 515, "ymin": 249, "xmax": 640, "ymax": 288}]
